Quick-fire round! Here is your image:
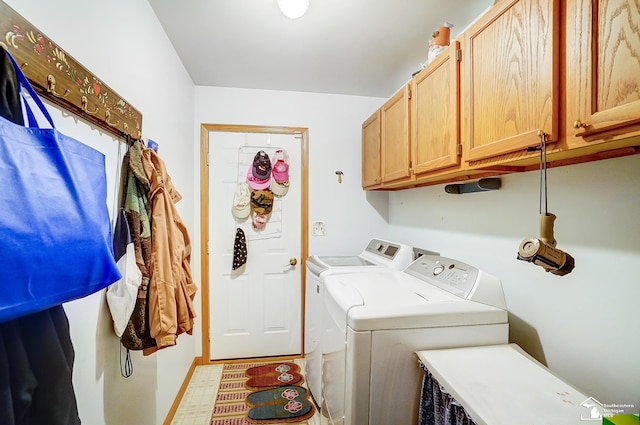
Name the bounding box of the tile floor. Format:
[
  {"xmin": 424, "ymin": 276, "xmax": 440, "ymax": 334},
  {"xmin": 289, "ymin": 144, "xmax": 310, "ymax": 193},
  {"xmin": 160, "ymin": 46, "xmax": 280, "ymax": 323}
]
[{"xmin": 170, "ymin": 359, "xmax": 326, "ymax": 425}]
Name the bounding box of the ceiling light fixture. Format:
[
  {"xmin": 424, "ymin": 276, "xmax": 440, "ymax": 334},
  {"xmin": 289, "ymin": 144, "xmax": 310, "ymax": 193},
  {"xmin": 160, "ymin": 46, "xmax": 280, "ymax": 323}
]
[{"xmin": 278, "ymin": 0, "xmax": 309, "ymax": 19}]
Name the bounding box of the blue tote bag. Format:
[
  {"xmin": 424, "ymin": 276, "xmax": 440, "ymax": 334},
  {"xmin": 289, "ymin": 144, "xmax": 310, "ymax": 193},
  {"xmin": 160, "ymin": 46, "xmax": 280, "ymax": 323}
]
[{"xmin": 0, "ymin": 51, "xmax": 121, "ymax": 322}]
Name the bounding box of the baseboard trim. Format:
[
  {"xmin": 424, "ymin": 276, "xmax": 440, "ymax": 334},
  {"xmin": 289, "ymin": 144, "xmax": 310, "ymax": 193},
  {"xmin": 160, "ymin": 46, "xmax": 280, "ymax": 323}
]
[
  {"xmin": 162, "ymin": 357, "xmax": 199, "ymax": 425},
  {"xmin": 162, "ymin": 354, "xmax": 303, "ymax": 424}
]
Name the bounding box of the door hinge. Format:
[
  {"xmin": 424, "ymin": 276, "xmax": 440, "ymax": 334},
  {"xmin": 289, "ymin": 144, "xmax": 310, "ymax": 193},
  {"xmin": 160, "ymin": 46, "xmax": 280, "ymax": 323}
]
[
  {"xmin": 407, "ymin": 88, "xmax": 412, "ymax": 100},
  {"xmin": 456, "ymin": 144, "xmax": 462, "ymax": 156},
  {"xmin": 294, "ymin": 132, "xmax": 303, "ymax": 139},
  {"xmin": 456, "ymin": 49, "xmax": 462, "ymax": 62}
]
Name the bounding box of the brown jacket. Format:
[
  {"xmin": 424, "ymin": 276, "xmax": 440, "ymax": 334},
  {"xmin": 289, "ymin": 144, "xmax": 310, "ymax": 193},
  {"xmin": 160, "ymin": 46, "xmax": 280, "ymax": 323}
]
[{"xmin": 142, "ymin": 148, "xmax": 197, "ymax": 353}]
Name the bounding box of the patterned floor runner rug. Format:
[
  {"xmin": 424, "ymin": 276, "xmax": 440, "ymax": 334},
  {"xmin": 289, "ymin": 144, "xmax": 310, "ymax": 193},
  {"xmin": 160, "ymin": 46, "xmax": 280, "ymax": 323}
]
[{"xmin": 210, "ymin": 361, "xmax": 315, "ymax": 425}]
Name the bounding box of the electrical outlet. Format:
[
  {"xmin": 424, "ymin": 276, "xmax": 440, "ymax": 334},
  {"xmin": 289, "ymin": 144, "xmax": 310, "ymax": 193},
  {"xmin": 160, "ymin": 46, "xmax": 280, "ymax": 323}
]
[{"xmin": 312, "ymin": 221, "xmax": 326, "ymax": 236}]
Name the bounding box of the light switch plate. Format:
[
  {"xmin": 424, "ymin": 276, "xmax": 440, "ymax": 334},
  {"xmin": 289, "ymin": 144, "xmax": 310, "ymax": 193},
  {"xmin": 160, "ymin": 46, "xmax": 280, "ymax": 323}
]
[{"xmin": 312, "ymin": 221, "xmax": 326, "ymax": 236}]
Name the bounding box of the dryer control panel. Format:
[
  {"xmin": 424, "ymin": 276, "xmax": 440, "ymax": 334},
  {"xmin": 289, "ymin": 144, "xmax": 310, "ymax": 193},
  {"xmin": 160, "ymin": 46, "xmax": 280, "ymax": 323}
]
[
  {"xmin": 403, "ymin": 254, "xmax": 506, "ymax": 308},
  {"xmin": 364, "ymin": 238, "xmax": 401, "ymax": 259},
  {"xmin": 404, "ymin": 255, "xmax": 479, "ymax": 299},
  {"xmin": 362, "ymin": 238, "xmax": 414, "ymax": 269}
]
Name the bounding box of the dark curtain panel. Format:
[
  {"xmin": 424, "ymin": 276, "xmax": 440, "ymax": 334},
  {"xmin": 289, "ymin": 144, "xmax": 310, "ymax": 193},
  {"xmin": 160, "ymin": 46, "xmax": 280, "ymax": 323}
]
[{"xmin": 419, "ymin": 362, "xmax": 478, "ymax": 425}]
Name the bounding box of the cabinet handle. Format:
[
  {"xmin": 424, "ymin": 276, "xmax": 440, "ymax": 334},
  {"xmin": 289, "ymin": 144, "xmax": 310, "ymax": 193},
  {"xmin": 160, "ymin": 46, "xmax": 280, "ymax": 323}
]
[{"xmin": 573, "ymin": 119, "xmax": 587, "ymax": 129}]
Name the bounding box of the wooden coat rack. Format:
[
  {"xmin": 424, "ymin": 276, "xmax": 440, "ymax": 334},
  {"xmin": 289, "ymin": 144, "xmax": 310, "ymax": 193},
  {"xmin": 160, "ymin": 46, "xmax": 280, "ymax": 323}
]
[{"xmin": 0, "ymin": 1, "xmax": 143, "ymax": 141}]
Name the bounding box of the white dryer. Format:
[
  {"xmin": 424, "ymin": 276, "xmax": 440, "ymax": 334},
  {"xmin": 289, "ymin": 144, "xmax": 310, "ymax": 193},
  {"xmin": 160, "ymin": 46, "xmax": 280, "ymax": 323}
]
[
  {"xmin": 322, "ymin": 254, "xmax": 509, "ymax": 425},
  {"xmin": 304, "ymin": 238, "xmax": 417, "ymax": 405}
]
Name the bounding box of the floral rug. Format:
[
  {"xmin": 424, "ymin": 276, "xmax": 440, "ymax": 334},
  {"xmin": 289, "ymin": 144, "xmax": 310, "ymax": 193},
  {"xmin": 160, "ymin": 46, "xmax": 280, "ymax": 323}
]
[{"xmin": 210, "ymin": 361, "xmax": 314, "ymax": 425}]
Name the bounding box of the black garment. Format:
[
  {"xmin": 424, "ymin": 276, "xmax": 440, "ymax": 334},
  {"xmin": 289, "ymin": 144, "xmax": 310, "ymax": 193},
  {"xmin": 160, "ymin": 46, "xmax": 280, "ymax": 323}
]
[
  {"xmin": 0, "ymin": 47, "xmax": 81, "ymax": 425},
  {"xmin": 0, "ymin": 47, "xmax": 23, "ymax": 126},
  {"xmin": 0, "ymin": 308, "xmax": 81, "ymax": 425}
]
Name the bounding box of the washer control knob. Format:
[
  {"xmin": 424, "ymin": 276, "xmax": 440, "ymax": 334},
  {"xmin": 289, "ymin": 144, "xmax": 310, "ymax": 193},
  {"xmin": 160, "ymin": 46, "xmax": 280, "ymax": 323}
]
[{"xmin": 433, "ymin": 265, "xmax": 445, "ymax": 275}]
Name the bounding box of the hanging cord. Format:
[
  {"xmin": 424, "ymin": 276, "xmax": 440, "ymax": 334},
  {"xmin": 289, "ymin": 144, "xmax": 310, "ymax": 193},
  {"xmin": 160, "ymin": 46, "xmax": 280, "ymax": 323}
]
[
  {"xmin": 119, "ymin": 340, "xmax": 133, "ymax": 378},
  {"xmin": 537, "ymin": 132, "xmax": 549, "ymax": 215}
]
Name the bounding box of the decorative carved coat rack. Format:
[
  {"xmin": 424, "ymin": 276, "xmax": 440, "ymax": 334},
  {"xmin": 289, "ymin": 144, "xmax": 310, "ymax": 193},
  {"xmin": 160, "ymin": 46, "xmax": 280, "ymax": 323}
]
[{"xmin": 0, "ymin": 1, "xmax": 143, "ymax": 141}]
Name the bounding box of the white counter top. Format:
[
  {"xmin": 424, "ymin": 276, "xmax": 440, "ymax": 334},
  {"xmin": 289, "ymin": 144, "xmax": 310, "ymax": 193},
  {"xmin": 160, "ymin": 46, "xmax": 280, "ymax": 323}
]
[{"xmin": 416, "ymin": 344, "xmax": 591, "ymax": 425}]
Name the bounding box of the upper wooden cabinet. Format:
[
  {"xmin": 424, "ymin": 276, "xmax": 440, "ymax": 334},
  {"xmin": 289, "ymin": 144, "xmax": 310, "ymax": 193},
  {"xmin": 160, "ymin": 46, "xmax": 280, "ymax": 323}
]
[
  {"xmin": 362, "ymin": 110, "xmax": 382, "ymax": 189},
  {"xmin": 361, "ymin": 0, "xmax": 640, "ymax": 190},
  {"xmin": 462, "ymin": 0, "xmax": 560, "ymax": 163},
  {"xmin": 381, "ymin": 85, "xmax": 411, "ymax": 183},
  {"xmin": 411, "ymin": 41, "xmax": 461, "ymax": 175},
  {"xmin": 564, "ymin": 0, "xmax": 640, "ymax": 146}
]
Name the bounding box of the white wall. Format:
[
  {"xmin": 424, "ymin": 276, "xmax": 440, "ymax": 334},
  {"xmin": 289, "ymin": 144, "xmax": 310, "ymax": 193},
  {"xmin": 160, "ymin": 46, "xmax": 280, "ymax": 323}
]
[
  {"xmin": 193, "ymin": 86, "xmax": 391, "ymax": 357},
  {"xmin": 5, "ymin": 1, "xmax": 197, "ymax": 424},
  {"xmin": 386, "ymin": 154, "xmax": 640, "ymax": 406},
  {"xmin": 194, "ymin": 86, "xmax": 390, "ymax": 258},
  {"xmin": 8, "ymin": 0, "xmax": 638, "ymax": 421}
]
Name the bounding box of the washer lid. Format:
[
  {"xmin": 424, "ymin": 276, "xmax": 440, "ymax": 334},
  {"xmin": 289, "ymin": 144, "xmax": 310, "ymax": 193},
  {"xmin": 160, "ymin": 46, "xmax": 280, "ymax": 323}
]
[
  {"xmin": 324, "ymin": 271, "xmax": 507, "ymax": 331},
  {"xmin": 316, "ymin": 255, "xmax": 376, "ymax": 267},
  {"xmin": 306, "ymin": 255, "xmax": 381, "ymax": 277},
  {"xmin": 416, "ymin": 344, "xmax": 589, "ymax": 425},
  {"xmin": 306, "ymin": 239, "xmax": 414, "ymax": 276},
  {"xmin": 348, "ymin": 300, "xmax": 506, "ymax": 331}
]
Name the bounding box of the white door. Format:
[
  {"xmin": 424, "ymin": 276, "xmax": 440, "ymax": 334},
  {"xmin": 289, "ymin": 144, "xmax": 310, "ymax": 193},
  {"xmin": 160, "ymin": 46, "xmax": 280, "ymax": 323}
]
[{"xmin": 207, "ymin": 129, "xmax": 304, "ymax": 360}]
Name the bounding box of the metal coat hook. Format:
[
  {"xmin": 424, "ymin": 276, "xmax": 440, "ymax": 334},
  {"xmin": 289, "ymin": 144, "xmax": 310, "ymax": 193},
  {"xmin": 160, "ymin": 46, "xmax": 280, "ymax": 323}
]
[
  {"xmin": 81, "ymin": 95, "xmax": 99, "ymax": 115},
  {"xmin": 46, "ymin": 74, "xmax": 69, "ymax": 98},
  {"xmin": 105, "ymin": 109, "xmax": 119, "ymax": 128},
  {"xmin": 335, "ymin": 171, "xmax": 344, "ymax": 183}
]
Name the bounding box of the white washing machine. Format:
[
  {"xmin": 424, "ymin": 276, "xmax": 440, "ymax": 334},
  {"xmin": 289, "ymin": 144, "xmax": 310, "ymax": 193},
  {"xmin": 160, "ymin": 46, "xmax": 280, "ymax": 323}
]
[
  {"xmin": 304, "ymin": 238, "xmax": 417, "ymax": 405},
  {"xmin": 322, "ymin": 254, "xmax": 509, "ymax": 425}
]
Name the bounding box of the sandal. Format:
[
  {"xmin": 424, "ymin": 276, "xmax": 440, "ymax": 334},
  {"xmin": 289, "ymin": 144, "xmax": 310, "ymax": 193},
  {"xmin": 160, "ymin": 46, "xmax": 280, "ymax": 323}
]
[
  {"xmin": 245, "ymin": 362, "xmax": 300, "ymax": 377},
  {"xmin": 246, "ymin": 386, "xmax": 314, "ymax": 424},
  {"xmin": 245, "ymin": 371, "xmax": 303, "ymax": 389}
]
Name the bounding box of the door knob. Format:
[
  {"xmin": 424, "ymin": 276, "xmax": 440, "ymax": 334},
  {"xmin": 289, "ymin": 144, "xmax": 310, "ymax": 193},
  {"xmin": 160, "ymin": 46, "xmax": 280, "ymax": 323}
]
[{"xmin": 283, "ymin": 258, "xmax": 298, "ymax": 271}]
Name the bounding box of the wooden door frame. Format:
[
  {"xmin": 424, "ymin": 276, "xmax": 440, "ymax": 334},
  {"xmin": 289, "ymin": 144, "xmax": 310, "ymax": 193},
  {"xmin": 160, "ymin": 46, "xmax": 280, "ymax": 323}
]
[{"xmin": 198, "ymin": 124, "xmax": 309, "ymax": 364}]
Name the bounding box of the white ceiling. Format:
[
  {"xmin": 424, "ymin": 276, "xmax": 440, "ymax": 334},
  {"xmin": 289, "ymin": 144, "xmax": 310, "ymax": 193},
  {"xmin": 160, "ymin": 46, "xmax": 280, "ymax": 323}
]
[{"xmin": 147, "ymin": 0, "xmax": 494, "ymax": 98}]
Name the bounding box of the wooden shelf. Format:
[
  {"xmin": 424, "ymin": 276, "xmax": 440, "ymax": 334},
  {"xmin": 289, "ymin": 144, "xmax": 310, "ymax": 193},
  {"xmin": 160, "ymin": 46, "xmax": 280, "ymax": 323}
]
[{"xmin": 0, "ymin": 1, "xmax": 143, "ymax": 141}]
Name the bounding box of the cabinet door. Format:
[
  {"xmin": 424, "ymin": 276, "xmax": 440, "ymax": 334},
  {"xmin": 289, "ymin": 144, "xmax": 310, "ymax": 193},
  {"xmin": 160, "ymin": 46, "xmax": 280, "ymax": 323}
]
[
  {"xmin": 567, "ymin": 0, "xmax": 640, "ymax": 141},
  {"xmin": 463, "ymin": 0, "xmax": 560, "ymax": 162},
  {"xmin": 411, "ymin": 41, "xmax": 460, "ymax": 174},
  {"xmin": 381, "ymin": 85, "xmax": 411, "ymax": 183},
  {"xmin": 362, "ymin": 110, "xmax": 381, "ymax": 189}
]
